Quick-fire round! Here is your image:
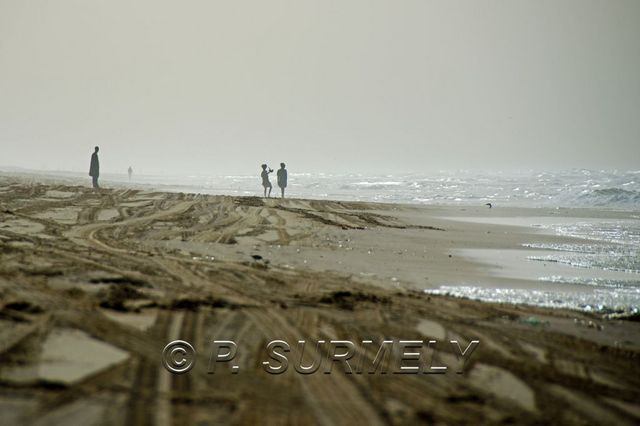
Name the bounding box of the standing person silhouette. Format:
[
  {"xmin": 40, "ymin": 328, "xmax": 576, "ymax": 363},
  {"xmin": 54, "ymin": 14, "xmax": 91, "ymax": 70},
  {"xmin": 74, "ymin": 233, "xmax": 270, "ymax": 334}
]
[
  {"xmin": 261, "ymin": 164, "xmax": 273, "ymax": 198},
  {"xmin": 89, "ymin": 146, "xmax": 100, "ymax": 189},
  {"xmin": 128, "ymin": 166, "xmax": 133, "ymax": 181},
  {"xmin": 277, "ymin": 163, "xmax": 287, "ymax": 199}
]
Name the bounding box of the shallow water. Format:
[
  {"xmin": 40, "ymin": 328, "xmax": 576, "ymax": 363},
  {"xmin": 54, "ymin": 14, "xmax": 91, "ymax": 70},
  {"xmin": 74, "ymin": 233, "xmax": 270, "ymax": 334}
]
[
  {"xmin": 425, "ymin": 285, "xmax": 639, "ymax": 313},
  {"xmin": 426, "ymin": 217, "xmax": 640, "ymax": 314}
]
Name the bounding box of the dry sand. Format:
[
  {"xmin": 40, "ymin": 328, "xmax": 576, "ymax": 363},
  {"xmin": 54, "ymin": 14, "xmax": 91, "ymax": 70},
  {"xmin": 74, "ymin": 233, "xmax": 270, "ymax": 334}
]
[{"xmin": 0, "ymin": 175, "xmax": 639, "ymax": 425}]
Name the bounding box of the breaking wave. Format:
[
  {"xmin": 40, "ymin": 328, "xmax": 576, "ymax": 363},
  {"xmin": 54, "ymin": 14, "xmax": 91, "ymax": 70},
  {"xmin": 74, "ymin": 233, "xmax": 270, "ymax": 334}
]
[{"xmin": 577, "ymin": 188, "xmax": 640, "ymax": 207}]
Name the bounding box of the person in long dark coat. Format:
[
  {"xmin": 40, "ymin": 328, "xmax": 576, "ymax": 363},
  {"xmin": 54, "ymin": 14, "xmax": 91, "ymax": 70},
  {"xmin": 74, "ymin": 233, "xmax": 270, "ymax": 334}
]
[
  {"xmin": 277, "ymin": 163, "xmax": 287, "ymax": 199},
  {"xmin": 89, "ymin": 146, "xmax": 100, "ymax": 188}
]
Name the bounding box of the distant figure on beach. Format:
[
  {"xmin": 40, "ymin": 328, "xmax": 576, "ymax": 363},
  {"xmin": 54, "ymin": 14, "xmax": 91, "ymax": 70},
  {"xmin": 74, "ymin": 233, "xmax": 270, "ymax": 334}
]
[
  {"xmin": 261, "ymin": 164, "xmax": 273, "ymax": 198},
  {"xmin": 277, "ymin": 163, "xmax": 287, "ymax": 198},
  {"xmin": 128, "ymin": 166, "xmax": 133, "ymax": 181},
  {"xmin": 89, "ymin": 146, "xmax": 100, "ymax": 188}
]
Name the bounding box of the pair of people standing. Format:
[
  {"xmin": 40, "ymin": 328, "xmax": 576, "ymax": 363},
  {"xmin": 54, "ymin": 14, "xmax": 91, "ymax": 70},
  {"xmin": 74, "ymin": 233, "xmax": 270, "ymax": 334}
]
[{"xmin": 261, "ymin": 163, "xmax": 287, "ymax": 198}]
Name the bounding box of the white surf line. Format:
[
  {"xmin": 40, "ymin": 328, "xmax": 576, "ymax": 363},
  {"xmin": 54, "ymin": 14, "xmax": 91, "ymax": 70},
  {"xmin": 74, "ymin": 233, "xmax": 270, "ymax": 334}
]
[{"xmin": 155, "ymin": 311, "xmax": 185, "ymax": 426}]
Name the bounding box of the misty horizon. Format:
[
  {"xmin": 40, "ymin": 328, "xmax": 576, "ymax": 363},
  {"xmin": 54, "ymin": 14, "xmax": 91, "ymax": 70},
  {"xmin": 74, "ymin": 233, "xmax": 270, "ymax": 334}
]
[
  {"xmin": 2, "ymin": 1, "xmax": 639, "ymax": 176},
  {"xmin": 3, "ymin": 164, "xmax": 640, "ymax": 178}
]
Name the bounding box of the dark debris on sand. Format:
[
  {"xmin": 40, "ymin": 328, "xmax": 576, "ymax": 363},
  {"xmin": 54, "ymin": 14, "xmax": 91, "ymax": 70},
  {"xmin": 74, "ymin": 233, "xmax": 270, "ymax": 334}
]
[
  {"xmin": 98, "ymin": 284, "xmax": 146, "ymax": 312},
  {"xmin": 169, "ymin": 296, "xmax": 235, "ymax": 311},
  {"xmin": 318, "ymin": 290, "xmax": 391, "ymax": 310}
]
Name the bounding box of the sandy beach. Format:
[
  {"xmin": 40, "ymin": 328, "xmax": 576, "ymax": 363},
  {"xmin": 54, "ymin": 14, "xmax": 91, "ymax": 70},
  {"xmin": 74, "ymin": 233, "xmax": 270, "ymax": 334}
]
[{"xmin": 1, "ymin": 175, "xmax": 639, "ymax": 425}]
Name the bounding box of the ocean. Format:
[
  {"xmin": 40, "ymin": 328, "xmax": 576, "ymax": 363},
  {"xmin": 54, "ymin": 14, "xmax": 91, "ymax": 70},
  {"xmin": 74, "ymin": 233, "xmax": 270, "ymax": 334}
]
[{"xmin": 114, "ymin": 168, "xmax": 640, "ymax": 210}]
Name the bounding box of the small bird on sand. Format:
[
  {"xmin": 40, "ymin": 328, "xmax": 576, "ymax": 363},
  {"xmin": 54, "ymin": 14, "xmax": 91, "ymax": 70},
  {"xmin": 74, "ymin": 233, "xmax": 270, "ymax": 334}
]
[{"xmin": 485, "ymin": 203, "xmax": 492, "ymax": 208}]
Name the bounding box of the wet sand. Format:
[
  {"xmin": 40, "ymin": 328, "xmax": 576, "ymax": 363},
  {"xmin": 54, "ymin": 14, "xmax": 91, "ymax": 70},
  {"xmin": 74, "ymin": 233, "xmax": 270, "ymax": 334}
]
[{"xmin": 0, "ymin": 175, "xmax": 639, "ymax": 425}]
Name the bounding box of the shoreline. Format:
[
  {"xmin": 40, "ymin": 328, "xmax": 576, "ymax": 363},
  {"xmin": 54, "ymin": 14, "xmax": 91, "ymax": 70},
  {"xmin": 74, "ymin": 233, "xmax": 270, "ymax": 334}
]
[
  {"xmin": 1, "ymin": 175, "xmax": 640, "ymax": 424},
  {"xmin": 2, "ymin": 168, "xmax": 639, "ymax": 213},
  {"xmin": 1, "ymin": 172, "xmax": 639, "ymax": 313},
  {"xmin": 2, "ymin": 172, "xmax": 639, "ymax": 309}
]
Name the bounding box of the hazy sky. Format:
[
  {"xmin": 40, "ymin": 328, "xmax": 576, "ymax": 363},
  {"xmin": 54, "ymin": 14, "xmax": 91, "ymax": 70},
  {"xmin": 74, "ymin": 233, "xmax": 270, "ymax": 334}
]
[{"xmin": 1, "ymin": 0, "xmax": 639, "ymax": 175}]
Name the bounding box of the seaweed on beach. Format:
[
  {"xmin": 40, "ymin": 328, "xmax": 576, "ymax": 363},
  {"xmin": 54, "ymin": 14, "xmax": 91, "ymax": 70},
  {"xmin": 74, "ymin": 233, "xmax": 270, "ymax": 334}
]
[
  {"xmin": 0, "ymin": 300, "xmax": 45, "ymax": 322},
  {"xmin": 234, "ymin": 197, "xmax": 264, "ymax": 207},
  {"xmin": 319, "ymin": 290, "xmax": 390, "ymax": 310},
  {"xmin": 618, "ymin": 312, "xmax": 640, "ymax": 322},
  {"xmin": 3, "ymin": 301, "xmax": 44, "ymax": 314},
  {"xmin": 98, "ymin": 284, "xmax": 145, "ymax": 311},
  {"xmin": 170, "ymin": 296, "xmax": 233, "ymax": 311},
  {"xmin": 89, "ymin": 275, "xmax": 149, "ymax": 287}
]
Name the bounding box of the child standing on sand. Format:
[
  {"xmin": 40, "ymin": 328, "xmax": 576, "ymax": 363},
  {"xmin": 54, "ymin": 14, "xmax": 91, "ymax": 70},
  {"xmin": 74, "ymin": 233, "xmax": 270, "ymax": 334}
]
[{"xmin": 261, "ymin": 164, "xmax": 273, "ymax": 198}]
